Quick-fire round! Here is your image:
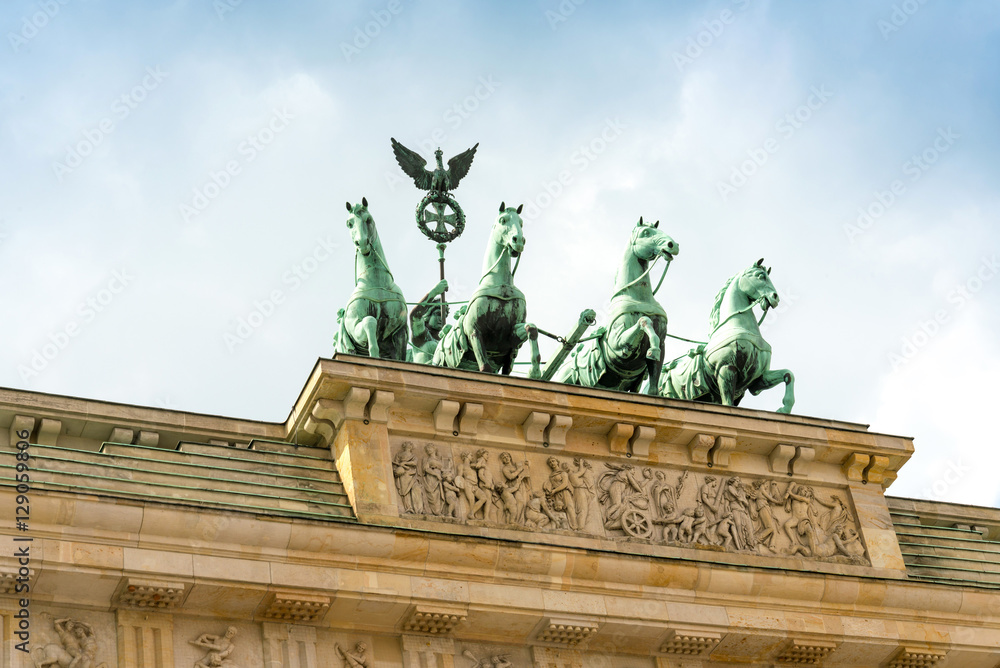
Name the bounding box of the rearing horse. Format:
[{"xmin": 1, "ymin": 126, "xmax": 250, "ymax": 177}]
[
  {"xmin": 336, "ymin": 198, "xmax": 408, "ymax": 360},
  {"xmin": 551, "ymin": 217, "xmax": 679, "ymax": 394},
  {"xmin": 433, "ymin": 202, "xmax": 539, "ymax": 375},
  {"xmin": 659, "ymin": 259, "xmax": 795, "ymax": 413}
]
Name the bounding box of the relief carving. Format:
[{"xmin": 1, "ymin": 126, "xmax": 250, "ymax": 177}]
[
  {"xmin": 463, "ymin": 649, "xmax": 513, "ymax": 668},
  {"xmin": 33, "ymin": 617, "xmax": 108, "ymax": 668},
  {"xmin": 336, "ymin": 641, "xmax": 371, "ymax": 668},
  {"xmin": 389, "ymin": 440, "xmax": 867, "ymax": 564},
  {"xmin": 190, "ymin": 626, "xmax": 239, "ymax": 668}
]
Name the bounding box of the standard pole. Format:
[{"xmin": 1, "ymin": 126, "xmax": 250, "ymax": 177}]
[{"xmin": 437, "ymin": 242, "xmax": 447, "ymax": 321}]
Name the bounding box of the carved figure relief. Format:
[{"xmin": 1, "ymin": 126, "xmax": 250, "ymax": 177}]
[
  {"xmin": 463, "ymin": 649, "xmax": 513, "ymax": 668},
  {"xmin": 336, "ymin": 641, "xmax": 371, "ymax": 668},
  {"xmin": 190, "ymin": 626, "xmax": 239, "ymax": 668},
  {"xmin": 33, "ymin": 617, "xmax": 108, "ymax": 668},
  {"xmin": 389, "ymin": 440, "xmax": 867, "ymax": 565}
]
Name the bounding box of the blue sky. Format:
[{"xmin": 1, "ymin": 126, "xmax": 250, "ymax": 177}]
[{"xmin": 1, "ymin": 0, "xmax": 998, "ymax": 506}]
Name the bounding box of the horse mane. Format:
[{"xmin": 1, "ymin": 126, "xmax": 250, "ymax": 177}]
[{"xmin": 708, "ymin": 274, "xmax": 738, "ymax": 330}]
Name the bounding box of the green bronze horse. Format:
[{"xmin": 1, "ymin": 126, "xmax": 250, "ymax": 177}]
[
  {"xmin": 550, "ymin": 217, "xmax": 678, "ymax": 394},
  {"xmin": 432, "ymin": 202, "xmax": 540, "ymax": 375},
  {"xmin": 659, "ymin": 259, "xmax": 795, "ymax": 413},
  {"xmin": 336, "ymin": 198, "xmax": 408, "ymax": 360}
]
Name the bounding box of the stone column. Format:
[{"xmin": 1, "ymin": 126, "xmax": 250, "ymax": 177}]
[
  {"xmin": 262, "ymin": 622, "xmax": 318, "ymax": 668},
  {"xmin": 116, "ymin": 610, "xmax": 175, "ymax": 668},
  {"xmin": 402, "ymin": 635, "xmax": 456, "ymax": 668}
]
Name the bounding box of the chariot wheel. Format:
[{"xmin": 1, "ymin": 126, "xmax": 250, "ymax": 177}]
[{"xmin": 621, "ymin": 508, "xmax": 653, "ymax": 539}]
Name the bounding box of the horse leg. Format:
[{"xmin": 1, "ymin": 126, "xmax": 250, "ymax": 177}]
[
  {"xmin": 717, "ymin": 364, "xmax": 739, "ymax": 406},
  {"xmin": 353, "ymin": 315, "xmax": 380, "ymax": 358},
  {"xmin": 612, "ymin": 316, "xmax": 651, "ymax": 356},
  {"xmin": 749, "ymin": 368, "xmax": 796, "ymax": 414},
  {"xmin": 637, "ymin": 319, "xmax": 663, "ymax": 395},
  {"xmin": 468, "ymin": 328, "xmax": 491, "ymax": 373},
  {"xmin": 524, "ymin": 324, "xmax": 541, "ymax": 379}
]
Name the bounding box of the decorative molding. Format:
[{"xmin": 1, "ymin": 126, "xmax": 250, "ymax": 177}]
[
  {"xmin": 658, "ymin": 628, "xmax": 722, "ymax": 656},
  {"xmin": 402, "ymin": 635, "xmax": 456, "ymax": 668},
  {"xmin": 774, "ymin": 638, "xmax": 837, "ymax": 664},
  {"xmin": 534, "ymin": 617, "xmax": 599, "ymax": 647},
  {"xmin": 402, "ymin": 604, "xmax": 468, "ymax": 635},
  {"xmin": 709, "ymin": 435, "xmax": 735, "ymax": 467},
  {"xmin": 842, "ymin": 453, "xmax": 869, "ymax": 482},
  {"xmin": 531, "ymin": 646, "xmax": 582, "ymax": 668},
  {"xmin": 546, "ymin": 415, "xmax": 572, "ymax": 449},
  {"xmin": 608, "ymin": 424, "xmax": 635, "ymax": 455},
  {"xmin": 109, "ymin": 427, "xmax": 134, "ymax": 444},
  {"xmin": 628, "ymin": 426, "xmax": 655, "ymax": 458},
  {"xmin": 113, "ymin": 577, "xmax": 187, "ymax": 610},
  {"xmin": 458, "ymin": 402, "xmax": 484, "ymax": 436},
  {"xmin": 37, "ymin": 418, "xmax": 61, "ymax": 446},
  {"xmin": 687, "ymin": 433, "xmax": 714, "ymax": 465},
  {"xmin": 523, "ymin": 412, "xmax": 550, "ymax": 445},
  {"xmin": 263, "ymin": 622, "xmax": 319, "ymax": 668},
  {"xmin": 8, "ymin": 415, "xmax": 35, "ymax": 449},
  {"xmin": 0, "ymin": 568, "xmax": 29, "ymax": 596},
  {"xmin": 885, "ymin": 647, "xmax": 948, "ymax": 668},
  {"xmin": 261, "ymin": 591, "xmax": 331, "ymax": 623},
  {"xmin": 434, "ymin": 399, "xmax": 462, "ymax": 434},
  {"xmin": 865, "ymin": 455, "xmax": 890, "ymax": 485},
  {"xmin": 369, "ymin": 390, "xmax": 395, "ymax": 423},
  {"xmin": 792, "ymin": 446, "xmax": 816, "ymax": 476},
  {"xmin": 117, "ymin": 609, "xmax": 175, "ymax": 668},
  {"xmin": 769, "ymin": 444, "xmax": 796, "ymax": 474},
  {"xmin": 136, "ymin": 430, "xmax": 159, "ymax": 447}
]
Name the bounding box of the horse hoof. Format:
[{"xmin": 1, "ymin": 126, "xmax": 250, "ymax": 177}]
[{"xmin": 646, "ymin": 350, "xmax": 661, "ymax": 361}]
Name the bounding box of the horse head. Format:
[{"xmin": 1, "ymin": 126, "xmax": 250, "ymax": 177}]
[
  {"xmin": 495, "ymin": 201, "xmax": 526, "ymax": 257},
  {"xmin": 345, "ymin": 197, "xmax": 375, "ymax": 256},
  {"xmin": 630, "ymin": 217, "xmax": 679, "ymax": 262},
  {"xmin": 738, "ymin": 258, "xmax": 779, "ymax": 308}
]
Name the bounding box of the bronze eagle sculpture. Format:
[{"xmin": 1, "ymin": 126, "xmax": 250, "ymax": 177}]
[{"xmin": 390, "ymin": 138, "xmax": 479, "ymax": 193}]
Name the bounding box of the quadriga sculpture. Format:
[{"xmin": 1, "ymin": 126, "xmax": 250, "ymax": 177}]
[
  {"xmin": 432, "ymin": 202, "xmax": 540, "ymax": 375},
  {"xmin": 336, "ymin": 198, "xmax": 408, "ymax": 360},
  {"xmin": 660, "ymin": 259, "xmax": 795, "ymax": 413},
  {"xmin": 551, "ymin": 217, "xmax": 678, "ymax": 394}
]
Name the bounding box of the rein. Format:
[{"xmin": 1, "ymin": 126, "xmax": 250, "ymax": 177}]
[
  {"xmin": 663, "ymin": 298, "xmax": 771, "ymax": 352},
  {"xmin": 612, "ymin": 254, "xmax": 672, "ymax": 299}
]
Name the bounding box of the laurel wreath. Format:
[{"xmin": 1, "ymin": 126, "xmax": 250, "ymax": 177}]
[{"xmin": 415, "ymin": 191, "xmax": 465, "ymax": 243}]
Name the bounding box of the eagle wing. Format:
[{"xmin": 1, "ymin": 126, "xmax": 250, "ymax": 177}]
[
  {"xmin": 391, "ymin": 138, "xmax": 433, "ymax": 190},
  {"xmin": 446, "ymin": 143, "xmax": 479, "ymax": 190}
]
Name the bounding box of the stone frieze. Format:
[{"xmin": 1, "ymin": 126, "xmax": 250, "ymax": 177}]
[{"xmin": 390, "ymin": 440, "xmax": 868, "ymax": 565}]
